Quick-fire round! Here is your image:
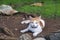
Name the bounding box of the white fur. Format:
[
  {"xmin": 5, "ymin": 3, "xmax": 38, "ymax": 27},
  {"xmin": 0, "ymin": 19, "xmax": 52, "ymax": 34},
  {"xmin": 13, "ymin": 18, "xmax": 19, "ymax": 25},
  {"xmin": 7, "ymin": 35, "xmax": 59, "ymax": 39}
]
[
  {"xmin": 21, "ymin": 20, "xmax": 30, "ymax": 24},
  {"xmin": 20, "ymin": 16, "xmax": 45, "ymax": 37}
]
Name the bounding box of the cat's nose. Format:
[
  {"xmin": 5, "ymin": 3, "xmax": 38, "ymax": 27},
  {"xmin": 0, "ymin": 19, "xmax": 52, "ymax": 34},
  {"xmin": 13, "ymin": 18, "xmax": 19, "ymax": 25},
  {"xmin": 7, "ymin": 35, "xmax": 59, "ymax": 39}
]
[{"xmin": 33, "ymin": 25, "xmax": 37, "ymax": 27}]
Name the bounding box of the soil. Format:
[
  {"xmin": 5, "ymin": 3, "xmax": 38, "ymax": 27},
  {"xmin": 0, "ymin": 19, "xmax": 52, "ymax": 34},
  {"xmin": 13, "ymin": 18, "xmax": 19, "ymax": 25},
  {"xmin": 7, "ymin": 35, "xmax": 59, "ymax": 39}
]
[{"xmin": 0, "ymin": 12, "xmax": 60, "ymax": 39}]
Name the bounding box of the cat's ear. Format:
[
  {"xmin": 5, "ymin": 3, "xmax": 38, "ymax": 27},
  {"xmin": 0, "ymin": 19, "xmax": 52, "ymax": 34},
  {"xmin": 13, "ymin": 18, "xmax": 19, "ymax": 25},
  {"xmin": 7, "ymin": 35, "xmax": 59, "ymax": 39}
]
[
  {"xmin": 39, "ymin": 16, "xmax": 41, "ymax": 19},
  {"xmin": 29, "ymin": 16, "xmax": 33, "ymax": 19}
]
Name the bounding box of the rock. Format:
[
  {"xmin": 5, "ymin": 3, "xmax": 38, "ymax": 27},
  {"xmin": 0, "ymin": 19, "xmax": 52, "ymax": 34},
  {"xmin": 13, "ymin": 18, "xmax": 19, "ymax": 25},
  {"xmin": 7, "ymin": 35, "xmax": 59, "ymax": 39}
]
[
  {"xmin": 33, "ymin": 37, "xmax": 46, "ymax": 40},
  {"xmin": 0, "ymin": 33, "xmax": 18, "ymax": 40},
  {"xmin": 0, "ymin": 4, "xmax": 18, "ymax": 15},
  {"xmin": 45, "ymin": 32, "xmax": 60, "ymax": 40},
  {"xmin": 0, "ymin": 27, "xmax": 15, "ymax": 36},
  {"xmin": 31, "ymin": 3, "xmax": 43, "ymax": 6},
  {"xmin": 19, "ymin": 33, "xmax": 32, "ymax": 40}
]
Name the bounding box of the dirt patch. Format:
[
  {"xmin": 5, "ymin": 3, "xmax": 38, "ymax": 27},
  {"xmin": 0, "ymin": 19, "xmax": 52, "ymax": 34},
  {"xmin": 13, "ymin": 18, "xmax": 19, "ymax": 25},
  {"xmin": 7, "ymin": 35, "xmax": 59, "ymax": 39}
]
[{"xmin": 0, "ymin": 12, "xmax": 60, "ymax": 39}]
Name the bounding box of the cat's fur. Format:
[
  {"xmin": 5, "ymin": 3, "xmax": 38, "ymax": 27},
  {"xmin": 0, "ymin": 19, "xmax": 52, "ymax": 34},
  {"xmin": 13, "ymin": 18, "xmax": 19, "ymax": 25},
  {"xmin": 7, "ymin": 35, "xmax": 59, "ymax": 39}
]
[{"xmin": 20, "ymin": 16, "xmax": 45, "ymax": 37}]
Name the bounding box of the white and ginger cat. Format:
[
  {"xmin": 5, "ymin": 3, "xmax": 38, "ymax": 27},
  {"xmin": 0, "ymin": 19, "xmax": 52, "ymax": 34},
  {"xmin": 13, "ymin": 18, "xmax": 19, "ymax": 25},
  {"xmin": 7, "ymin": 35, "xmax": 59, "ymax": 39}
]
[{"xmin": 20, "ymin": 16, "xmax": 45, "ymax": 37}]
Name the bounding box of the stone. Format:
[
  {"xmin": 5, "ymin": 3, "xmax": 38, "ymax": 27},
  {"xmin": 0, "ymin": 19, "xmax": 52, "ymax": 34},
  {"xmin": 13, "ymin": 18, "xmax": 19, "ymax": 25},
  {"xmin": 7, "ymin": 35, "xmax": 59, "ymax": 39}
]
[
  {"xmin": 0, "ymin": 27, "xmax": 15, "ymax": 36},
  {"xmin": 31, "ymin": 3, "xmax": 43, "ymax": 6},
  {"xmin": 19, "ymin": 33, "xmax": 32, "ymax": 40},
  {"xmin": 33, "ymin": 37, "xmax": 46, "ymax": 40},
  {"xmin": 45, "ymin": 32, "xmax": 60, "ymax": 40},
  {"xmin": 0, "ymin": 4, "xmax": 18, "ymax": 15}
]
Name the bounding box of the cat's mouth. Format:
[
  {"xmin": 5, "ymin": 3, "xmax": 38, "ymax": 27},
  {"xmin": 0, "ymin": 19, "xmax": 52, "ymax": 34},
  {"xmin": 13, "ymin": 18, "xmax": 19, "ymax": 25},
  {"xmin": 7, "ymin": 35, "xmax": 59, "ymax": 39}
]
[{"xmin": 31, "ymin": 26, "xmax": 37, "ymax": 28}]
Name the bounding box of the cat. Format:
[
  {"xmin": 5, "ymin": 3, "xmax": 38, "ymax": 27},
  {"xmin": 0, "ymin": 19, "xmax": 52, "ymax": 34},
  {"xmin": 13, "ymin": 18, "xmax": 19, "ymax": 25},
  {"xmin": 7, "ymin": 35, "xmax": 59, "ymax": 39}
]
[{"xmin": 20, "ymin": 16, "xmax": 45, "ymax": 37}]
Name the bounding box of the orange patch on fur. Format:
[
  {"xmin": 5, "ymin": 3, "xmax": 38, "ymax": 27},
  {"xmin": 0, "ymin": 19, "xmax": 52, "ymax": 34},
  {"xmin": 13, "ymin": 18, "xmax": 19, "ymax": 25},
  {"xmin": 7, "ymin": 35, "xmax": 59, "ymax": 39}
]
[
  {"xmin": 30, "ymin": 17, "xmax": 40, "ymax": 22},
  {"xmin": 30, "ymin": 17, "xmax": 44, "ymax": 28},
  {"xmin": 40, "ymin": 21, "xmax": 44, "ymax": 28}
]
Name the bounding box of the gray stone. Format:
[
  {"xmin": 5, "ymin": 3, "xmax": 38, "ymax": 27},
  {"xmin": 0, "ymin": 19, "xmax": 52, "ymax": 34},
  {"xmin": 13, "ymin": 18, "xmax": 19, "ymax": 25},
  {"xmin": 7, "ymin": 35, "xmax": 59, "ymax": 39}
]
[
  {"xmin": 0, "ymin": 4, "xmax": 18, "ymax": 15},
  {"xmin": 45, "ymin": 32, "xmax": 60, "ymax": 40},
  {"xmin": 33, "ymin": 37, "xmax": 46, "ymax": 40},
  {"xmin": 19, "ymin": 33, "xmax": 32, "ymax": 40}
]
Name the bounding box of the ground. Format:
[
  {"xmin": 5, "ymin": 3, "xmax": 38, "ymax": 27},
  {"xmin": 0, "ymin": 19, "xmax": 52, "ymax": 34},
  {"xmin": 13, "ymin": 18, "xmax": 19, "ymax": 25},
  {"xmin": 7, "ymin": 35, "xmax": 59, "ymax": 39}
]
[{"xmin": 0, "ymin": 13, "xmax": 60, "ymax": 39}]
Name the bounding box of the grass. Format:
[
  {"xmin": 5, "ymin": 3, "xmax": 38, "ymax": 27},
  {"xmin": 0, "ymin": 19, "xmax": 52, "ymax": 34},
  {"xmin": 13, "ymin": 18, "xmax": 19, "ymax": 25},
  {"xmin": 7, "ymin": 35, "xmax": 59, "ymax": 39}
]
[{"xmin": 0, "ymin": 0, "xmax": 60, "ymax": 18}]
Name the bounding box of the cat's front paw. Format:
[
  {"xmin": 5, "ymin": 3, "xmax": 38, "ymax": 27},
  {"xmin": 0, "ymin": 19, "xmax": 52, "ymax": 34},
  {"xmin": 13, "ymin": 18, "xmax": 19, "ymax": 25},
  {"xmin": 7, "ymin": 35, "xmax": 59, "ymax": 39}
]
[
  {"xmin": 21, "ymin": 21, "xmax": 24, "ymax": 24},
  {"xmin": 20, "ymin": 30, "xmax": 24, "ymax": 33},
  {"xmin": 33, "ymin": 33, "xmax": 38, "ymax": 37}
]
